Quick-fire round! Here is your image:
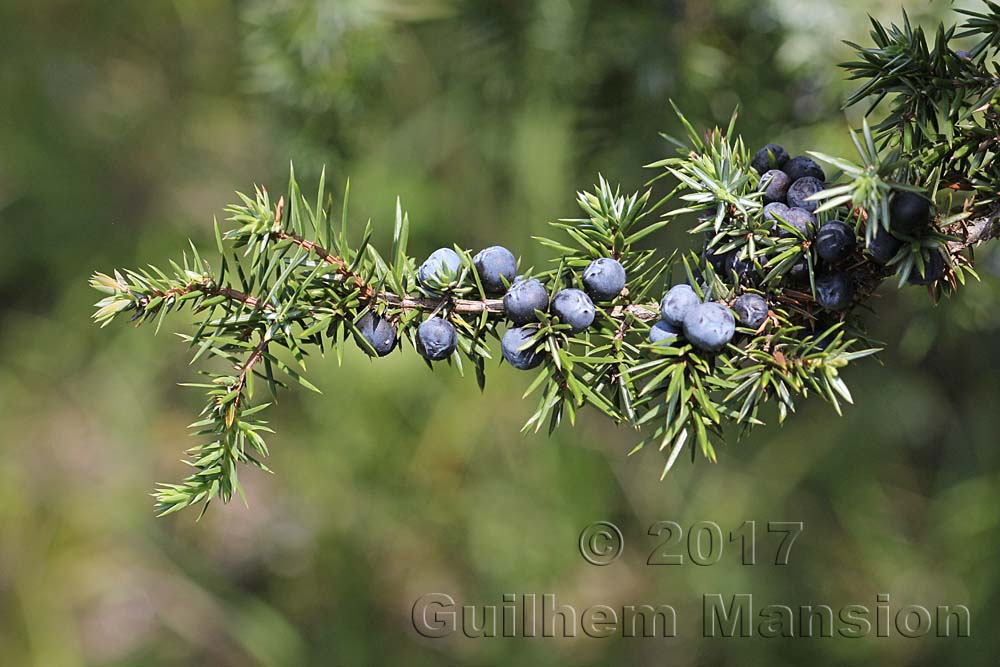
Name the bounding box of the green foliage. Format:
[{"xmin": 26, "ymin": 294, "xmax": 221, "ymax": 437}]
[
  {"xmin": 842, "ymin": 5, "xmax": 1000, "ymax": 203},
  {"xmin": 91, "ymin": 3, "xmax": 1000, "ymax": 516}
]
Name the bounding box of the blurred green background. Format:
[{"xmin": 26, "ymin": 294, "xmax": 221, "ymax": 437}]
[{"xmin": 1, "ymin": 0, "xmax": 999, "ymax": 664}]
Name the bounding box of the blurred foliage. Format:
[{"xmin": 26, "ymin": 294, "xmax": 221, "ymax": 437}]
[{"xmin": 1, "ymin": 0, "xmax": 999, "ymax": 664}]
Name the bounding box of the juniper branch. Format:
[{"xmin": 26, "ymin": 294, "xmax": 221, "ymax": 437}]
[{"xmin": 89, "ymin": 2, "xmax": 1000, "ymax": 516}]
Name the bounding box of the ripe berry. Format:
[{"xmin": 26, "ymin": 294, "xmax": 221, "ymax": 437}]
[
  {"xmin": 775, "ymin": 207, "xmax": 817, "ymax": 238},
  {"xmin": 660, "ymin": 284, "xmax": 701, "ymax": 326},
  {"xmin": 908, "ymin": 249, "xmax": 948, "ymax": 285},
  {"xmin": 816, "ymin": 220, "xmax": 856, "ymax": 263},
  {"xmin": 788, "ymin": 256, "xmax": 810, "ymax": 284},
  {"xmin": 501, "ymin": 326, "xmax": 543, "ymax": 370},
  {"xmin": 550, "ymin": 288, "xmax": 596, "ymax": 333},
  {"xmin": 582, "ymin": 257, "xmax": 626, "ymax": 301},
  {"xmin": 889, "ymin": 191, "xmax": 932, "ymax": 236},
  {"xmin": 682, "ymin": 302, "xmax": 736, "ymax": 352},
  {"xmin": 648, "ymin": 320, "xmax": 681, "ymax": 345},
  {"xmin": 473, "ymin": 246, "xmax": 517, "ymax": 294},
  {"xmin": 503, "ymin": 278, "xmax": 549, "ymax": 325},
  {"xmin": 763, "ymin": 202, "xmax": 790, "ymax": 225},
  {"xmin": 416, "ymin": 317, "xmax": 458, "ymax": 361},
  {"xmin": 867, "ymin": 224, "xmax": 903, "ymax": 264},
  {"xmin": 759, "ymin": 170, "xmax": 791, "ymax": 204},
  {"xmin": 815, "ymin": 272, "xmax": 854, "ymax": 311},
  {"xmin": 417, "ymin": 248, "xmax": 462, "ymax": 289},
  {"xmin": 786, "ymin": 177, "xmax": 825, "ymax": 212},
  {"xmin": 733, "ymin": 293, "xmax": 769, "ymax": 329},
  {"xmin": 355, "ymin": 311, "xmax": 397, "ymax": 357},
  {"xmin": 726, "ymin": 252, "xmax": 756, "ymax": 285},
  {"xmin": 752, "ymin": 144, "xmax": 790, "ymax": 175},
  {"xmin": 783, "ymin": 156, "xmax": 826, "ymax": 182}
]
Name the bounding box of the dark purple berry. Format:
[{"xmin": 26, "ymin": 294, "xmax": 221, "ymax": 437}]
[
  {"xmin": 355, "ymin": 311, "xmax": 397, "ymax": 357},
  {"xmin": 648, "ymin": 320, "xmax": 681, "ymax": 345},
  {"xmin": 417, "ymin": 248, "xmax": 462, "ymax": 293},
  {"xmin": 726, "ymin": 252, "xmax": 756, "ymax": 285},
  {"xmin": 783, "ymin": 156, "xmax": 826, "ymax": 182},
  {"xmin": 759, "ymin": 170, "xmax": 791, "ymax": 204},
  {"xmin": 661, "ymin": 284, "xmax": 701, "ymax": 326},
  {"xmin": 867, "ymin": 224, "xmax": 903, "ymax": 264},
  {"xmin": 501, "ymin": 326, "xmax": 543, "ymax": 370},
  {"xmin": 816, "ymin": 220, "xmax": 856, "ymax": 263},
  {"xmin": 703, "ymin": 247, "xmax": 729, "ymax": 274},
  {"xmin": 752, "ymin": 144, "xmax": 790, "ymax": 175},
  {"xmin": 763, "ymin": 202, "xmax": 790, "ymax": 225},
  {"xmin": 551, "ymin": 288, "xmax": 595, "ymax": 333},
  {"xmin": 732, "ymin": 293, "xmax": 769, "ymax": 329},
  {"xmin": 815, "ymin": 272, "xmax": 854, "ymax": 311},
  {"xmin": 503, "ymin": 278, "xmax": 549, "ymax": 325},
  {"xmin": 908, "ymin": 250, "xmax": 948, "ymax": 285},
  {"xmin": 776, "ymin": 207, "xmax": 817, "ymax": 239},
  {"xmin": 786, "ymin": 177, "xmax": 825, "ymax": 212},
  {"xmin": 889, "ymin": 191, "xmax": 932, "ymax": 236},
  {"xmin": 788, "ymin": 256, "xmax": 810, "ymax": 284}
]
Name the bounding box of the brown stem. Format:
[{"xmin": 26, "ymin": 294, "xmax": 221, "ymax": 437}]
[
  {"xmin": 216, "ymin": 286, "xmax": 271, "ymax": 311},
  {"xmin": 277, "ymin": 230, "xmax": 374, "ymax": 298},
  {"xmin": 135, "ymin": 279, "xmax": 272, "ymax": 313},
  {"xmin": 232, "ymin": 331, "xmax": 271, "ymax": 415},
  {"xmin": 203, "ymin": 204, "xmax": 999, "ymax": 334},
  {"xmin": 947, "ymin": 204, "xmax": 1000, "ymax": 250},
  {"xmin": 277, "ymin": 229, "xmax": 663, "ymax": 321}
]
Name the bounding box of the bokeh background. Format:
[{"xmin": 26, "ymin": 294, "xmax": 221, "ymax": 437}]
[{"xmin": 1, "ymin": 0, "xmax": 999, "ymax": 664}]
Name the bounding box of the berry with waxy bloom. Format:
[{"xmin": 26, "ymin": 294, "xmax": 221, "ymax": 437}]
[
  {"xmin": 775, "ymin": 207, "xmax": 817, "ymax": 238},
  {"xmin": 582, "ymin": 257, "xmax": 626, "ymax": 301},
  {"xmin": 503, "ymin": 278, "xmax": 549, "ymax": 325},
  {"xmin": 550, "ymin": 288, "xmax": 596, "ymax": 333},
  {"xmin": 759, "ymin": 169, "xmax": 791, "ymax": 204},
  {"xmin": 783, "ymin": 155, "xmax": 826, "ymax": 182},
  {"xmin": 417, "ymin": 248, "xmax": 462, "ymax": 291},
  {"xmin": 648, "ymin": 320, "xmax": 681, "ymax": 345},
  {"xmin": 501, "ymin": 326, "xmax": 544, "ymax": 370},
  {"xmin": 355, "ymin": 311, "xmax": 397, "ymax": 357},
  {"xmin": 416, "ymin": 317, "xmax": 458, "ymax": 361},
  {"xmin": 786, "ymin": 176, "xmax": 825, "ymax": 212},
  {"xmin": 733, "ymin": 293, "xmax": 769, "ymax": 329},
  {"xmin": 660, "ymin": 284, "xmax": 701, "ymax": 327},
  {"xmin": 682, "ymin": 302, "xmax": 736, "ymax": 352},
  {"xmin": 473, "ymin": 246, "xmax": 517, "ymax": 293}
]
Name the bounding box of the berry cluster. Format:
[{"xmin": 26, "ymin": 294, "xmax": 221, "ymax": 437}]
[
  {"xmin": 650, "ymin": 284, "xmax": 736, "ymax": 351},
  {"xmin": 744, "ymin": 143, "xmax": 942, "ymax": 313},
  {"xmin": 752, "ymin": 147, "xmax": 862, "ymax": 311},
  {"xmin": 643, "ymin": 283, "xmax": 770, "ymax": 352},
  {"xmin": 500, "ymin": 260, "xmax": 626, "ymax": 369},
  {"xmin": 354, "ymin": 142, "xmax": 948, "ymax": 371},
  {"xmin": 353, "ymin": 243, "xmax": 631, "ymax": 369}
]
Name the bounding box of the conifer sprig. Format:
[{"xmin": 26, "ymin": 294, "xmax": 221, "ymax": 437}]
[{"xmin": 91, "ymin": 4, "xmax": 1000, "ymax": 515}]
